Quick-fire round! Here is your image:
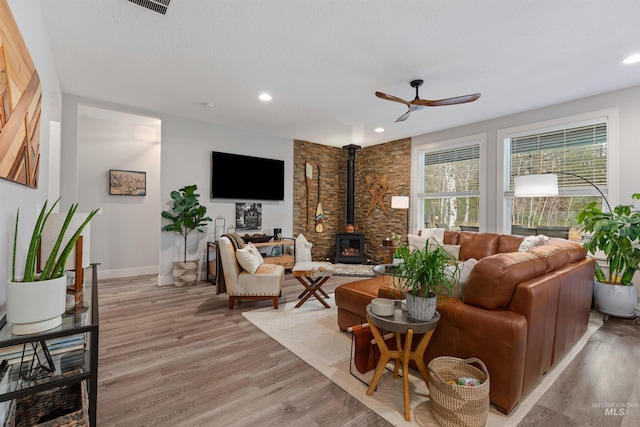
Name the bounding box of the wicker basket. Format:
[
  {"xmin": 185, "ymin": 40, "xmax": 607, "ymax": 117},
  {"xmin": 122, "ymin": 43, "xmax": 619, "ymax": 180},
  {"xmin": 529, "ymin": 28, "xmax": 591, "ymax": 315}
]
[
  {"xmin": 4, "ymin": 381, "xmax": 88, "ymax": 427},
  {"xmin": 427, "ymin": 357, "xmax": 490, "ymax": 427}
]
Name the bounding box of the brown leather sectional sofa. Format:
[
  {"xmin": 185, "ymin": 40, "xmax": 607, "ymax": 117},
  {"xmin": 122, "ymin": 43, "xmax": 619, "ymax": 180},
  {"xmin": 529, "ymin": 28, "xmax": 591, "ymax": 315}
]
[{"xmin": 335, "ymin": 231, "xmax": 594, "ymax": 414}]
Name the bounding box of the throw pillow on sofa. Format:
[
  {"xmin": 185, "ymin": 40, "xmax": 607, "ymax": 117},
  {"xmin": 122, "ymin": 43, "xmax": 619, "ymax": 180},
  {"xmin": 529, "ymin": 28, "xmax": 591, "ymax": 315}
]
[
  {"xmin": 236, "ymin": 243, "xmax": 264, "ymax": 274},
  {"xmin": 449, "ymin": 258, "xmax": 477, "ymax": 298},
  {"xmin": 518, "ymin": 234, "xmax": 549, "ymax": 252},
  {"xmin": 407, "ymin": 234, "xmax": 429, "ymax": 251},
  {"xmin": 418, "ymin": 228, "xmax": 445, "ymax": 244},
  {"xmin": 408, "ymin": 234, "xmax": 459, "ymax": 258}
]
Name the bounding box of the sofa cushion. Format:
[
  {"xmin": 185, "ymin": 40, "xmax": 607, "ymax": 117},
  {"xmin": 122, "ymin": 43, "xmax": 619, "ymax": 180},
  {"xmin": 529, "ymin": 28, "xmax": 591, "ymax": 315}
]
[
  {"xmin": 498, "ymin": 234, "xmax": 525, "ymax": 253},
  {"xmin": 443, "ymin": 231, "xmax": 459, "ymax": 245},
  {"xmin": 546, "ymin": 238, "xmax": 587, "ymax": 263},
  {"xmin": 458, "ymin": 232, "xmax": 500, "ymax": 260},
  {"xmin": 529, "ymin": 244, "xmax": 569, "ymax": 272},
  {"xmin": 335, "ymin": 276, "xmax": 389, "ymax": 316},
  {"xmin": 463, "ymin": 252, "xmax": 547, "ymax": 309}
]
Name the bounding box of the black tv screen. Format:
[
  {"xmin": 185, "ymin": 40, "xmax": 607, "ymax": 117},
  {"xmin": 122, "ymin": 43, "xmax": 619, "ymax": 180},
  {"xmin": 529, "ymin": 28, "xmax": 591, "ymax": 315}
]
[{"xmin": 211, "ymin": 151, "xmax": 285, "ymax": 201}]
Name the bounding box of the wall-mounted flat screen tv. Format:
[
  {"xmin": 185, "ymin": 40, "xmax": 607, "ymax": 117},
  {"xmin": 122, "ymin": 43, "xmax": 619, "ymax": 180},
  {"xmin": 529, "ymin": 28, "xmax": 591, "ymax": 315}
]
[{"xmin": 211, "ymin": 151, "xmax": 285, "ymax": 201}]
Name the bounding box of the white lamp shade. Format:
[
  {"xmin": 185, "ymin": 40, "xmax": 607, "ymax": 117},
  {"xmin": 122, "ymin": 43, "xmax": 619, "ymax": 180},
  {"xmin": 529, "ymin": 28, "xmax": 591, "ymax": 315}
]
[
  {"xmin": 514, "ymin": 174, "xmax": 558, "ymax": 197},
  {"xmin": 391, "ymin": 196, "xmax": 410, "ymax": 209}
]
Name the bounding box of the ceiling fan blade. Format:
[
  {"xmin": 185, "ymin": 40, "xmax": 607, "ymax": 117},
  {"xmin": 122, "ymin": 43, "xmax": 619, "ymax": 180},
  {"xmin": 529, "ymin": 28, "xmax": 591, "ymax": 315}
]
[
  {"xmin": 411, "ymin": 93, "xmax": 481, "ymax": 107},
  {"xmin": 395, "ymin": 105, "xmax": 423, "ymax": 122},
  {"xmin": 395, "ymin": 111, "xmax": 411, "ymax": 122},
  {"xmin": 375, "ymin": 91, "xmax": 411, "ymax": 106}
]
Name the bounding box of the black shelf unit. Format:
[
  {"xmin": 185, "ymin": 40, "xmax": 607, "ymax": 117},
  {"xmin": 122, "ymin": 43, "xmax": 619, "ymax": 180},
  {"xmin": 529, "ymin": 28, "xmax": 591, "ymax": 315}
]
[{"xmin": 0, "ymin": 266, "xmax": 99, "ymax": 425}]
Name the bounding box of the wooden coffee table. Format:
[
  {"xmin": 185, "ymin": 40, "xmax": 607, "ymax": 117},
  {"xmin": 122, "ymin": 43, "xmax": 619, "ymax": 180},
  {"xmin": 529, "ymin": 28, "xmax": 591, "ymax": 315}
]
[{"xmin": 365, "ymin": 303, "xmax": 440, "ymax": 421}]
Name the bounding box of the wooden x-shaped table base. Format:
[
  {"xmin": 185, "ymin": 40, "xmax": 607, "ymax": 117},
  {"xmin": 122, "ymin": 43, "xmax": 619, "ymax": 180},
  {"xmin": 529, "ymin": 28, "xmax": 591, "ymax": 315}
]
[{"xmin": 294, "ymin": 275, "xmax": 331, "ymax": 308}]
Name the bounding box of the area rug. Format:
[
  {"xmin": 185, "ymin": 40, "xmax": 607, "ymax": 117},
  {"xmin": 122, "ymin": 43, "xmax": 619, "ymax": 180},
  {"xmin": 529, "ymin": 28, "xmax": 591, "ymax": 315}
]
[
  {"xmin": 331, "ymin": 263, "xmax": 376, "ymax": 277},
  {"xmin": 243, "ymin": 296, "xmax": 603, "ymax": 426}
]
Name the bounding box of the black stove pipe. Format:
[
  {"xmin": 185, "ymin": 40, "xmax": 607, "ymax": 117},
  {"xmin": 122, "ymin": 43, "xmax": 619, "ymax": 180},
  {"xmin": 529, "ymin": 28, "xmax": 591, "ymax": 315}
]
[{"xmin": 342, "ymin": 144, "xmax": 361, "ymax": 227}]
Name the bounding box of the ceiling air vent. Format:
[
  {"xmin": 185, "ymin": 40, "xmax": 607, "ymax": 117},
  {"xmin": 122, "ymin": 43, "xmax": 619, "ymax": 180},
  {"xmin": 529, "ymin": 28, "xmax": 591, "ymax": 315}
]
[{"xmin": 127, "ymin": 0, "xmax": 171, "ymax": 15}]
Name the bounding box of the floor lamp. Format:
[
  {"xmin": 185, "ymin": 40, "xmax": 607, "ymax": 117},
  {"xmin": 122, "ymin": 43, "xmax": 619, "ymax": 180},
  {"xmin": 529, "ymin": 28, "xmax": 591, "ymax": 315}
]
[
  {"xmin": 514, "ymin": 171, "xmax": 611, "ymax": 211},
  {"xmin": 391, "ymin": 196, "xmax": 410, "ymax": 237}
]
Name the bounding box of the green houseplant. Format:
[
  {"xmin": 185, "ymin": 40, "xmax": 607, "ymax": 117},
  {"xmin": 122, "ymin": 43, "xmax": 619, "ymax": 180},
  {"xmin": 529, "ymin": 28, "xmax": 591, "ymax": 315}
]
[
  {"xmin": 161, "ymin": 185, "xmax": 212, "ymax": 287},
  {"xmin": 577, "ymin": 193, "xmax": 640, "ymax": 317},
  {"xmin": 391, "ymin": 239, "xmax": 459, "ymax": 321},
  {"xmin": 9, "ymin": 199, "xmax": 99, "ymax": 334}
]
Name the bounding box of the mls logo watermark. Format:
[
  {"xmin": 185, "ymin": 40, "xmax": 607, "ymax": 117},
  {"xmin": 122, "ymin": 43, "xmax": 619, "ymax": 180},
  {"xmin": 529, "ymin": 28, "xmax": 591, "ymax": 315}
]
[{"xmin": 593, "ymin": 402, "xmax": 639, "ymax": 416}]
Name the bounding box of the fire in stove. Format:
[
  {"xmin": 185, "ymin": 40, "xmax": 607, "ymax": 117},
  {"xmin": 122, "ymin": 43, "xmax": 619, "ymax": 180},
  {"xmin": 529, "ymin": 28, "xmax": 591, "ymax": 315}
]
[{"xmin": 335, "ymin": 233, "xmax": 366, "ymax": 264}]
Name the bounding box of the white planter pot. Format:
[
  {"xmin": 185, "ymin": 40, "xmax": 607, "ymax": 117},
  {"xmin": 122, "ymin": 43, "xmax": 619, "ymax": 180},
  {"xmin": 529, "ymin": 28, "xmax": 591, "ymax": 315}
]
[
  {"xmin": 173, "ymin": 260, "xmax": 199, "ymax": 287},
  {"xmin": 7, "ymin": 275, "xmax": 67, "ymax": 335},
  {"xmin": 593, "ymin": 280, "xmax": 638, "ymax": 318},
  {"xmin": 405, "ymin": 291, "xmax": 437, "ymax": 321}
]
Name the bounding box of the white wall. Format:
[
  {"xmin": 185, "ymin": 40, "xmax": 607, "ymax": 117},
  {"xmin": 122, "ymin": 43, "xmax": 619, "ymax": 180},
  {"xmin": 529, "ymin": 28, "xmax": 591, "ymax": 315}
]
[
  {"xmin": 159, "ymin": 115, "xmax": 294, "ymax": 285},
  {"xmin": 77, "ymin": 105, "xmax": 162, "ymax": 279},
  {"xmin": 1, "ymin": 0, "xmax": 61, "ymax": 310},
  {"xmin": 60, "ymin": 96, "xmax": 294, "ymax": 285}
]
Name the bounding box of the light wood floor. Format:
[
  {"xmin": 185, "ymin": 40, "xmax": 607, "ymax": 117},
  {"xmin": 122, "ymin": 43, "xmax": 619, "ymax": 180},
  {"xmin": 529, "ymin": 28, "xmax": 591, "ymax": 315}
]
[{"xmin": 96, "ymin": 274, "xmax": 640, "ymax": 427}]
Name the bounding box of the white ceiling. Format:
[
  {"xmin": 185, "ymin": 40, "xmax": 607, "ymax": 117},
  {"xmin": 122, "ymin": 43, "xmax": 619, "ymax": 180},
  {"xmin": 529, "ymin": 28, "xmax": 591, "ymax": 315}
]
[{"xmin": 39, "ymin": 0, "xmax": 640, "ymax": 148}]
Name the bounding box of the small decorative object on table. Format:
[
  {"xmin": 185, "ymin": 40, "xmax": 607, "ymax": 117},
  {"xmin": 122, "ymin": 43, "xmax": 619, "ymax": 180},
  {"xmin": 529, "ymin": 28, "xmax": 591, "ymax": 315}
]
[{"xmin": 391, "ymin": 231, "xmax": 401, "ymax": 245}]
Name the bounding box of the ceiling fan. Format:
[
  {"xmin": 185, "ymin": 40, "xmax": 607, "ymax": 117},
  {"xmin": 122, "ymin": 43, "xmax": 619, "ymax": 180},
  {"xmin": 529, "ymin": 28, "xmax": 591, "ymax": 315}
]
[{"xmin": 375, "ymin": 79, "xmax": 481, "ymax": 122}]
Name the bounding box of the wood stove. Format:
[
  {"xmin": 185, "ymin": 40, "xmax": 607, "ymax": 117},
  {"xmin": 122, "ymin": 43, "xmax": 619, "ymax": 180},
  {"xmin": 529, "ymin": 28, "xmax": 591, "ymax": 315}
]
[{"xmin": 335, "ymin": 233, "xmax": 366, "ymax": 264}]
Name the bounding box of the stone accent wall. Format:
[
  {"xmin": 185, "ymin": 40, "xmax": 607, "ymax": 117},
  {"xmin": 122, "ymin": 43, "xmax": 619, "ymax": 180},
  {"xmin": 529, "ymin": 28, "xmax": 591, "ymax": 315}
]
[
  {"xmin": 293, "ymin": 140, "xmax": 346, "ymax": 260},
  {"xmin": 293, "ymin": 138, "xmax": 411, "ymax": 264},
  {"xmin": 357, "ymin": 138, "xmax": 411, "ymax": 263}
]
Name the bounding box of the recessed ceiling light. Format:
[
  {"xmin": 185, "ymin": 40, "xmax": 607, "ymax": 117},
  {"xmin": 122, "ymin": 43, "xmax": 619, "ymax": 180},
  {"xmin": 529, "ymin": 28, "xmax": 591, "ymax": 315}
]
[
  {"xmin": 374, "ymin": 127, "xmax": 384, "ymax": 133},
  {"xmin": 199, "ymin": 101, "xmax": 214, "ymax": 108},
  {"xmin": 259, "ymin": 93, "xmax": 272, "ymax": 101},
  {"xmin": 623, "ymin": 54, "xmax": 640, "ymax": 64}
]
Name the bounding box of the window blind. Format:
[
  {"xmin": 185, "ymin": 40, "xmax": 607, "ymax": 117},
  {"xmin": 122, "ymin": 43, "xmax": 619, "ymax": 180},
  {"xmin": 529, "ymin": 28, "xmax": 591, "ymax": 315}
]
[
  {"xmin": 508, "ymin": 123, "xmax": 607, "ymax": 191},
  {"xmin": 421, "ymin": 144, "xmax": 480, "ymax": 195}
]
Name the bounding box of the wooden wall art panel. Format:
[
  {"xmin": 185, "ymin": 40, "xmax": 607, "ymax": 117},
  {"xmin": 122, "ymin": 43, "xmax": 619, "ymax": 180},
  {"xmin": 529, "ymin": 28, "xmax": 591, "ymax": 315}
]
[{"xmin": 0, "ymin": 0, "xmax": 42, "ymax": 188}]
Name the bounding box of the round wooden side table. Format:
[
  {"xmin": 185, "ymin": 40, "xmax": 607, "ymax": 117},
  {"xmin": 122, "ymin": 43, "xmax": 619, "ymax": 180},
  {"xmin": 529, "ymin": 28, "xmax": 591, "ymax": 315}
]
[{"xmin": 365, "ymin": 302, "xmax": 440, "ymax": 421}]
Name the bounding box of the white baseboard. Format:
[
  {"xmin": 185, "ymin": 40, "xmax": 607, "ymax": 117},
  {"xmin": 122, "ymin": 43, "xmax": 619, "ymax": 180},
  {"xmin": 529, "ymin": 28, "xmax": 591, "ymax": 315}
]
[{"xmin": 97, "ymin": 266, "xmax": 158, "ymax": 281}]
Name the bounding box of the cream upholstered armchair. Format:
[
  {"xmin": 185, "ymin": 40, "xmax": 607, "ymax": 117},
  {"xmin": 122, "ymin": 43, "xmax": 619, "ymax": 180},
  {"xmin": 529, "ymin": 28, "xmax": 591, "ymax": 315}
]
[{"xmin": 217, "ymin": 236, "xmax": 284, "ymax": 309}]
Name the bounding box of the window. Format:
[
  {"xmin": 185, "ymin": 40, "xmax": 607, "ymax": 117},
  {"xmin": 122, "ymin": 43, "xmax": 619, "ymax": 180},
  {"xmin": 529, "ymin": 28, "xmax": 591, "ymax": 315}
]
[
  {"xmin": 416, "ymin": 137, "xmax": 482, "ymax": 231},
  {"xmin": 500, "ymin": 110, "xmax": 616, "ymax": 240}
]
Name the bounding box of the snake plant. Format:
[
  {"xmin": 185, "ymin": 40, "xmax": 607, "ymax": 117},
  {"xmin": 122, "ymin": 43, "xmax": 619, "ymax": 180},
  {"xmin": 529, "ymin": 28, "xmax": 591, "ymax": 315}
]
[{"xmin": 11, "ymin": 199, "xmax": 99, "ymax": 282}]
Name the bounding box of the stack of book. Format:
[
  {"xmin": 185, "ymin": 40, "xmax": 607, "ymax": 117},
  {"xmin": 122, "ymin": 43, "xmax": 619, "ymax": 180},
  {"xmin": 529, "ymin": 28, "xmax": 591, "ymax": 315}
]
[{"xmin": 0, "ymin": 334, "xmax": 86, "ymax": 366}]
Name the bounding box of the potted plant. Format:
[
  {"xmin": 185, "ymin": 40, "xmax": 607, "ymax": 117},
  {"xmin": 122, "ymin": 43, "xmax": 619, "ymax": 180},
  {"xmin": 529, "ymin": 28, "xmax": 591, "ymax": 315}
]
[
  {"xmin": 161, "ymin": 185, "xmax": 212, "ymax": 287},
  {"xmin": 577, "ymin": 193, "xmax": 640, "ymax": 318},
  {"xmin": 10, "ymin": 199, "xmax": 99, "ymax": 334},
  {"xmin": 390, "ymin": 239, "xmax": 459, "ymax": 321}
]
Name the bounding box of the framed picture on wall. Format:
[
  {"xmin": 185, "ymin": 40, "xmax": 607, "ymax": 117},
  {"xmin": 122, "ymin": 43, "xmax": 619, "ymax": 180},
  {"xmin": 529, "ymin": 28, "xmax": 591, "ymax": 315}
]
[
  {"xmin": 109, "ymin": 169, "xmax": 146, "ymax": 196},
  {"xmin": 235, "ymin": 203, "xmax": 262, "ymax": 230}
]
